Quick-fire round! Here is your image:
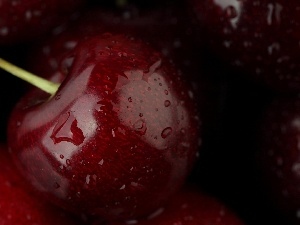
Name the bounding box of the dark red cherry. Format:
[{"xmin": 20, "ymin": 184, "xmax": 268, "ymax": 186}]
[
  {"xmin": 104, "ymin": 185, "xmax": 245, "ymax": 225},
  {"xmin": 28, "ymin": 3, "xmax": 203, "ymax": 93},
  {"xmin": 189, "ymin": 0, "xmax": 300, "ymax": 92},
  {"xmin": 258, "ymin": 96, "xmax": 300, "ymax": 224},
  {"xmin": 0, "ymin": 0, "xmax": 84, "ymax": 45},
  {"xmin": 7, "ymin": 33, "xmax": 200, "ymax": 222},
  {"xmin": 0, "ymin": 144, "xmax": 83, "ymax": 225}
]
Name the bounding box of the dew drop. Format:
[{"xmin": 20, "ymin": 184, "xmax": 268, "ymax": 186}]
[
  {"xmin": 131, "ymin": 182, "xmax": 138, "ymax": 187},
  {"xmin": 133, "ymin": 119, "xmax": 147, "ymax": 135},
  {"xmin": 161, "ymin": 127, "xmax": 172, "ymax": 139},
  {"xmin": 55, "ymin": 94, "xmax": 61, "ymax": 100},
  {"xmin": 164, "ymin": 100, "xmax": 171, "ymax": 107},
  {"xmin": 54, "ymin": 182, "xmax": 60, "ymax": 189},
  {"xmin": 86, "ymin": 175, "xmax": 90, "ymax": 184},
  {"xmin": 98, "ymin": 159, "xmax": 104, "ymax": 165},
  {"xmin": 50, "ymin": 112, "xmax": 85, "ymax": 145},
  {"xmin": 225, "ymin": 6, "xmax": 238, "ymax": 19},
  {"xmin": 66, "ymin": 159, "xmax": 71, "ymax": 165}
]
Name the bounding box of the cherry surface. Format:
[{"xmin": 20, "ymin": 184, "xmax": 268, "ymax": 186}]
[
  {"xmin": 0, "ymin": 0, "xmax": 85, "ymax": 45},
  {"xmin": 27, "ymin": 1, "xmax": 210, "ymax": 136},
  {"xmin": 105, "ymin": 185, "xmax": 245, "ymax": 225},
  {"xmin": 28, "ymin": 2, "xmax": 202, "ymax": 91},
  {"xmin": 0, "ymin": 144, "xmax": 83, "ymax": 225},
  {"xmin": 7, "ymin": 33, "xmax": 200, "ymax": 222},
  {"xmin": 257, "ymin": 95, "xmax": 300, "ymax": 224},
  {"xmin": 188, "ymin": 0, "xmax": 300, "ymax": 92}
]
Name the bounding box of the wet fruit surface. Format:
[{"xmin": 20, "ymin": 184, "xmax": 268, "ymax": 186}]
[
  {"xmin": 0, "ymin": 0, "xmax": 84, "ymax": 45},
  {"xmin": 1, "ymin": 1, "xmax": 300, "ymax": 225},
  {"xmin": 189, "ymin": 0, "xmax": 300, "ymax": 92},
  {"xmin": 0, "ymin": 144, "xmax": 81, "ymax": 225},
  {"xmin": 106, "ymin": 185, "xmax": 245, "ymax": 225},
  {"xmin": 258, "ymin": 96, "xmax": 300, "ymax": 224},
  {"xmin": 7, "ymin": 34, "xmax": 200, "ymax": 221}
]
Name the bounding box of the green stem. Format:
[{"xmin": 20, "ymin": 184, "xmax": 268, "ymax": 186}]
[{"xmin": 0, "ymin": 58, "xmax": 59, "ymax": 95}]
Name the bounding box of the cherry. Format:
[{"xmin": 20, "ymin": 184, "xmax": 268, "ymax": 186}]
[
  {"xmin": 5, "ymin": 33, "xmax": 200, "ymax": 222},
  {"xmin": 27, "ymin": 2, "xmax": 204, "ymax": 91},
  {"xmin": 0, "ymin": 144, "xmax": 83, "ymax": 225},
  {"xmin": 0, "ymin": 0, "xmax": 84, "ymax": 45},
  {"xmin": 104, "ymin": 185, "xmax": 245, "ymax": 225},
  {"xmin": 257, "ymin": 95, "xmax": 300, "ymax": 224},
  {"xmin": 188, "ymin": 0, "xmax": 300, "ymax": 92}
]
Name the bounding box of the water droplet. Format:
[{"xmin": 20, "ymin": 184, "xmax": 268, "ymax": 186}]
[
  {"xmin": 96, "ymin": 100, "xmax": 109, "ymax": 112},
  {"xmin": 60, "ymin": 154, "xmax": 64, "ymax": 159},
  {"xmin": 98, "ymin": 159, "xmax": 104, "ymax": 165},
  {"xmin": 164, "ymin": 100, "xmax": 171, "ymax": 107},
  {"xmin": 50, "ymin": 112, "xmax": 85, "ymax": 145},
  {"xmin": 131, "ymin": 182, "xmax": 138, "ymax": 187},
  {"xmin": 55, "ymin": 94, "xmax": 61, "ymax": 100},
  {"xmin": 66, "ymin": 159, "xmax": 71, "ymax": 165},
  {"xmin": 54, "ymin": 182, "xmax": 60, "ymax": 189},
  {"xmin": 86, "ymin": 175, "xmax": 90, "ymax": 184},
  {"xmin": 0, "ymin": 27, "xmax": 9, "ymax": 36},
  {"xmin": 161, "ymin": 127, "xmax": 172, "ymax": 139},
  {"xmin": 225, "ymin": 6, "xmax": 238, "ymax": 19},
  {"xmin": 133, "ymin": 119, "xmax": 147, "ymax": 135},
  {"xmin": 164, "ymin": 90, "xmax": 169, "ymax": 95},
  {"xmin": 292, "ymin": 163, "xmax": 300, "ymax": 176}
]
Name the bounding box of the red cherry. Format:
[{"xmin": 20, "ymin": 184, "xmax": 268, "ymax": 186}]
[
  {"xmin": 7, "ymin": 33, "xmax": 201, "ymax": 221},
  {"xmin": 0, "ymin": 144, "xmax": 83, "ymax": 225},
  {"xmin": 104, "ymin": 185, "xmax": 245, "ymax": 225},
  {"xmin": 27, "ymin": 3, "xmax": 203, "ymax": 93},
  {"xmin": 258, "ymin": 96, "xmax": 300, "ymax": 224},
  {"xmin": 0, "ymin": 0, "xmax": 84, "ymax": 45},
  {"xmin": 188, "ymin": 0, "xmax": 300, "ymax": 92}
]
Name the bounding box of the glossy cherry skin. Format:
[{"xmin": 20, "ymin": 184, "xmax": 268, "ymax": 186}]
[
  {"xmin": 105, "ymin": 185, "xmax": 245, "ymax": 225},
  {"xmin": 8, "ymin": 34, "xmax": 200, "ymax": 222},
  {"xmin": 0, "ymin": 144, "xmax": 83, "ymax": 225},
  {"xmin": 189, "ymin": 0, "xmax": 300, "ymax": 92},
  {"xmin": 28, "ymin": 3, "xmax": 203, "ymax": 94},
  {"xmin": 0, "ymin": 0, "xmax": 84, "ymax": 45},
  {"xmin": 258, "ymin": 96, "xmax": 300, "ymax": 224}
]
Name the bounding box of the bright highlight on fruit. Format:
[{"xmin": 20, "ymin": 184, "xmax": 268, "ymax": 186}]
[{"xmin": 6, "ymin": 33, "xmax": 201, "ymax": 222}]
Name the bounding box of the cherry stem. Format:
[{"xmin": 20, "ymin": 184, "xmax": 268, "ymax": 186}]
[{"xmin": 0, "ymin": 58, "xmax": 59, "ymax": 95}]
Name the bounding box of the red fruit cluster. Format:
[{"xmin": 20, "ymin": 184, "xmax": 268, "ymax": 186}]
[{"xmin": 0, "ymin": 1, "xmax": 299, "ymax": 225}]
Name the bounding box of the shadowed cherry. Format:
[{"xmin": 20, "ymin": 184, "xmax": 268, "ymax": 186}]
[{"xmin": 5, "ymin": 33, "xmax": 201, "ymax": 222}]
